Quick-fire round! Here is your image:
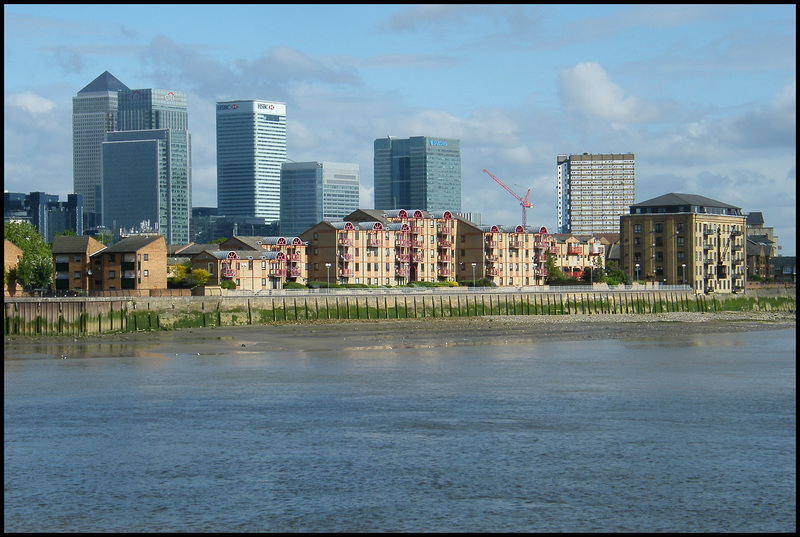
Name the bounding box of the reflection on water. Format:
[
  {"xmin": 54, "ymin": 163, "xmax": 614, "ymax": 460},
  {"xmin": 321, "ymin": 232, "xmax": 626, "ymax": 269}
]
[{"xmin": 4, "ymin": 329, "xmax": 796, "ymax": 532}]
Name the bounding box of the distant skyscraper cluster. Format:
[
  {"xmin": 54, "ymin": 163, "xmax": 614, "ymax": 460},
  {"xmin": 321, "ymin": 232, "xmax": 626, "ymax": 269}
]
[
  {"xmin": 72, "ymin": 72, "xmax": 192, "ymax": 245},
  {"xmin": 557, "ymin": 153, "xmax": 635, "ymax": 234},
  {"xmin": 69, "ymin": 72, "xmax": 469, "ymax": 245}
]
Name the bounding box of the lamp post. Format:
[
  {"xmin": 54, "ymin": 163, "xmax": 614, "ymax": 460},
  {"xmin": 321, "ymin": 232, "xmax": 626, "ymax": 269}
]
[
  {"xmin": 533, "ymin": 262, "xmax": 538, "ymax": 285},
  {"xmin": 682, "ymin": 263, "xmax": 686, "ymax": 286},
  {"xmin": 325, "ymin": 262, "xmax": 331, "ymax": 294},
  {"xmin": 635, "ymin": 263, "xmax": 640, "ymax": 284},
  {"xmin": 471, "ymin": 262, "xmax": 476, "ymax": 288}
]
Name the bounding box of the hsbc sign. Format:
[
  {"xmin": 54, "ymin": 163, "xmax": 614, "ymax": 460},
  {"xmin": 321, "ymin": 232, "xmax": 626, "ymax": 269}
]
[
  {"xmin": 216, "ymin": 101, "xmax": 286, "ymax": 115},
  {"xmin": 216, "ymin": 104, "xmax": 239, "ymax": 111}
]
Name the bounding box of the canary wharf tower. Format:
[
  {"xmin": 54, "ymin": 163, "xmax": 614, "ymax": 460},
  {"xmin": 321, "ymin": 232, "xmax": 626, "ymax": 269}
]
[
  {"xmin": 216, "ymin": 100, "xmax": 287, "ymax": 220},
  {"xmin": 72, "ymin": 71, "xmax": 130, "ymax": 226}
]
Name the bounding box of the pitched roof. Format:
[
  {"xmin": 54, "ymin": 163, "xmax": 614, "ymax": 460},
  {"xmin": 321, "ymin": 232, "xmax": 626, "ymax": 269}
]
[
  {"xmin": 632, "ymin": 193, "xmax": 741, "ymax": 210},
  {"xmin": 51, "ymin": 235, "xmax": 106, "ymax": 255},
  {"xmin": 101, "ymin": 235, "xmax": 165, "ymax": 253},
  {"xmin": 78, "ymin": 71, "xmax": 130, "ymax": 94},
  {"xmin": 746, "ymin": 212, "xmax": 765, "ymax": 226}
]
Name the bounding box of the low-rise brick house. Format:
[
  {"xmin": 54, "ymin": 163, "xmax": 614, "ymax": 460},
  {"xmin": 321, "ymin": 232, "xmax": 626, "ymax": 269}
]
[
  {"xmin": 51, "ymin": 235, "xmax": 107, "ymax": 292},
  {"xmin": 90, "ymin": 235, "xmax": 167, "ymax": 291},
  {"xmin": 4, "ymin": 239, "xmax": 25, "ymax": 296}
]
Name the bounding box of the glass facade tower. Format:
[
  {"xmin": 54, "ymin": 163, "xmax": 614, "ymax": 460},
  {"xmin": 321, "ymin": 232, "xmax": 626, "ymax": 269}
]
[
  {"xmin": 216, "ymin": 100, "xmax": 287, "ymax": 220},
  {"xmin": 72, "ymin": 71, "xmax": 130, "ymax": 224},
  {"xmin": 373, "ymin": 136, "xmax": 461, "ymax": 212},
  {"xmin": 280, "ymin": 161, "xmax": 360, "ymax": 237},
  {"xmin": 101, "ymin": 88, "xmax": 192, "ymax": 244}
]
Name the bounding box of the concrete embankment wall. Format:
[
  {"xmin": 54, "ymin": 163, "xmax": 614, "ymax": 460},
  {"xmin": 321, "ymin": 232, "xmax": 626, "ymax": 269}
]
[{"xmin": 4, "ymin": 289, "xmax": 795, "ymax": 337}]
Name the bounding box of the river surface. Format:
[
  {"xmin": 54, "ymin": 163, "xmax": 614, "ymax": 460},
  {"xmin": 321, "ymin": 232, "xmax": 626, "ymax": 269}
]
[{"xmin": 4, "ymin": 327, "xmax": 796, "ymax": 532}]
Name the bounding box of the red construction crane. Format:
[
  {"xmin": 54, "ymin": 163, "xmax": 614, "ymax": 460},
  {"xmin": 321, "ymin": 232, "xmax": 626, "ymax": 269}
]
[{"xmin": 483, "ymin": 169, "xmax": 533, "ymax": 227}]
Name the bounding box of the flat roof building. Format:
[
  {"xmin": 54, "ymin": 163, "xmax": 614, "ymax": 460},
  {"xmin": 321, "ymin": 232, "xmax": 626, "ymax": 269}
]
[
  {"xmin": 374, "ymin": 136, "xmax": 461, "ymax": 212},
  {"xmin": 280, "ymin": 161, "xmax": 360, "ymax": 237},
  {"xmin": 216, "ymin": 100, "xmax": 287, "ymax": 220},
  {"xmin": 557, "ymin": 153, "xmax": 635, "ymax": 234}
]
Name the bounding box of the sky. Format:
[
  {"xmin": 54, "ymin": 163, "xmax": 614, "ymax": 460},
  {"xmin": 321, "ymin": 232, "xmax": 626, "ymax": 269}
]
[{"xmin": 4, "ymin": 4, "xmax": 796, "ymax": 255}]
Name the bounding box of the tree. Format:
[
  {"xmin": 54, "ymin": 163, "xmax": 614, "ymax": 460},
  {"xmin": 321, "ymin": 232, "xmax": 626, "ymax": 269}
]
[
  {"xmin": 546, "ymin": 252, "xmax": 566, "ymax": 282},
  {"xmin": 189, "ymin": 268, "xmax": 209, "ymax": 287},
  {"xmin": 94, "ymin": 230, "xmax": 114, "ymax": 245},
  {"xmin": 581, "ymin": 256, "xmax": 607, "ymax": 283},
  {"xmin": 4, "ymin": 221, "xmax": 54, "ymax": 290},
  {"xmin": 603, "ymin": 261, "xmax": 628, "ymax": 286}
]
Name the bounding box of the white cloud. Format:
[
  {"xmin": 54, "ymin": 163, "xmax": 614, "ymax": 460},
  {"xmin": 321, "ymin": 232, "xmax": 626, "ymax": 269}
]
[
  {"xmin": 557, "ymin": 62, "xmax": 655, "ymax": 123},
  {"xmin": 4, "ymin": 91, "xmax": 56, "ymax": 114}
]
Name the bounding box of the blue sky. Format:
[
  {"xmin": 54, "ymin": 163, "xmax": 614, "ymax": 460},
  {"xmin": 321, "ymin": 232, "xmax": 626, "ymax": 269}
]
[{"xmin": 4, "ymin": 4, "xmax": 796, "ymax": 254}]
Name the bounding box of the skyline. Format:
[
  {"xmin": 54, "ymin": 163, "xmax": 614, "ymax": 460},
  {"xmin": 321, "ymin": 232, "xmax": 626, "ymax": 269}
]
[{"xmin": 3, "ymin": 4, "xmax": 796, "ymax": 255}]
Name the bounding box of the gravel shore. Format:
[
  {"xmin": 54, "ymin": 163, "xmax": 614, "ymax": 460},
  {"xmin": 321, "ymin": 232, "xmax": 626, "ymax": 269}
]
[{"xmin": 5, "ymin": 310, "xmax": 794, "ymax": 356}]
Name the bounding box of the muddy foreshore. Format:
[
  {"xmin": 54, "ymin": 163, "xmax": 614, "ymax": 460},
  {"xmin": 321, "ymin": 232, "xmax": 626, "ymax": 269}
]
[{"xmin": 4, "ymin": 311, "xmax": 795, "ymax": 356}]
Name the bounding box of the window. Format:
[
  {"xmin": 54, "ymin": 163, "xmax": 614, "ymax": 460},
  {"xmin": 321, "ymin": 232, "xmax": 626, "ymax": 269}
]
[
  {"xmin": 144, "ymin": 254, "xmax": 148, "ymax": 261},
  {"xmin": 74, "ymin": 256, "xmax": 80, "ymax": 263},
  {"xmin": 144, "ymin": 270, "xmax": 149, "ymax": 277},
  {"xmin": 74, "ymin": 271, "xmax": 80, "ymax": 279},
  {"xmin": 634, "ymin": 224, "xmax": 641, "ymax": 233},
  {"xmin": 109, "ymin": 270, "xmax": 115, "ymax": 279},
  {"xmin": 654, "ymin": 223, "xmax": 663, "ymax": 233},
  {"xmin": 207, "ymin": 263, "xmax": 214, "ymax": 275},
  {"xmin": 677, "ymin": 237, "xmax": 685, "ymax": 247}
]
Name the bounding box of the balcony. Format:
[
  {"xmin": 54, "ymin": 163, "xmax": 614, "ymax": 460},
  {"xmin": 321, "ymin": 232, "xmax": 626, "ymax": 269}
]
[
  {"xmin": 568, "ymin": 247, "xmax": 582, "ymax": 255},
  {"xmin": 368, "ymin": 237, "xmax": 383, "ymax": 246},
  {"xmin": 338, "ymin": 238, "xmax": 353, "ymax": 246},
  {"xmin": 412, "ymin": 253, "xmax": 424, "ymax": 262},
  {"xmin": 439, "ymin": 239, "xmax": 453, "ymax": 247},
  {"xmin": 412, "ymin": 239, "xmax": 425, "ymax": 248},
  {"xmin": 339, "ymin": 269, "xmax": 354, "ymax": 277},
  {"xmin": 222, "ymin": 268, "xmax": 237, "ymax": 278},
  {"xmin": 395, "ymin": 238, "xmax": 410, "ymax": 247},
  {"xmin": 508, "ymin": 240, "xmax": 520, "ymax": 249},
  {"xmin": 269, "ymin": 269, "xmax": 286, "ymax": 277},
  {"xmin": 486, "ymin": 255, "xmax": 498, "ymax": 262},
  {"xmin": 438, "ymin": 267, "xmax": 452, "ymax": 276}
]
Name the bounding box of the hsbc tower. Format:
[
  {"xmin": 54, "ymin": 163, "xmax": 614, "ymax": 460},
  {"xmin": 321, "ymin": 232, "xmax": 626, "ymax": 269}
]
[{"xmin": 216, "ymin": 100, "xmax": 287, "ymax": 220}]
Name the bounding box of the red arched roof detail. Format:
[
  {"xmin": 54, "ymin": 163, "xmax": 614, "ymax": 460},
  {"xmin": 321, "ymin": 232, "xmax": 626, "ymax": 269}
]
[
  {"xmin": 515, "ymin": 225, "xmax": 524, "ymax": 234},
  {"xmin": 373, "ymin": 222, "xmax": 383, "ymax": 231},
  {"xmin": 292, "ymin": 237, "xmax": 302, "ymax": 245},
  {"xmin": 344, "ymin": 222, "xmax": 354, "ymax": 230},
  {"xmin": 398, "ymin": 210, "xmax": 408, "ymax": 218},
  {"xmin": 227, "ymin": 251, "xmax": 239, "ymax": 259},
  {"xmin": 413, "ymin": 210, "xmax": 424, "ymax": 219}
]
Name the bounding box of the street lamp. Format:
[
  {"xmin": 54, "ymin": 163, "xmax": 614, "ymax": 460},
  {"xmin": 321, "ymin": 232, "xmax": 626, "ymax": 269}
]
[
  {"xmin": 325, "ymin": 262, "xmax": 331, "ymax": 294},
  {"xmin": 682, "ymin": 263, "xmax": 686, "ymax": 286},
  {"xmin": 471, "ymin": 262, "xmax": 476, "ymax": 288},
  {"xmin": 635, "ymin": 263, "xmax": 640, "ymax": 284},
  {"xmin": 533, "ymin": 263, "xmax": 538, "ymax": 285}
]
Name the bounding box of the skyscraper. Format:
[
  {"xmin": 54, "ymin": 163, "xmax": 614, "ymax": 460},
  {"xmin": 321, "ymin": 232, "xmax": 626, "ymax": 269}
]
[
  {"xmin": 101, "ymin": 88, "xmax": 191, "ymax": 245},
  {"xmin": 280, "ymin": 161, "xmax": 360, "ymax": 236},
  {"xmin": 373, "ymin": 136, "xmax": 461, "ymax": 212},
  {"xmin": 557, "ymin": 153, "xmax": 635, "ymax": 234},
  {"xmin": 216, "ymin": 100, "xmax": 287, "ymax": 220},
  {"xmin": 72, "ymin": 71, "xmax": 129, "ymax": 226}
]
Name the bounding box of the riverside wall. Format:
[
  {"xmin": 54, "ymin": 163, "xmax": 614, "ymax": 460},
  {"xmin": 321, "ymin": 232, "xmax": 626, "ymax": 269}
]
[{"xmin": 4, "ymin": 288, "xmax": 795, "ymax": 337}]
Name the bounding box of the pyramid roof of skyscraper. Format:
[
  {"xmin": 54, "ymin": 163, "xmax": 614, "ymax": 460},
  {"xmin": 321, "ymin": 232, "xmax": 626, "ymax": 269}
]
[{"xmin": 78, "ymin": 71, "xmax": 130, "ymax": 94}]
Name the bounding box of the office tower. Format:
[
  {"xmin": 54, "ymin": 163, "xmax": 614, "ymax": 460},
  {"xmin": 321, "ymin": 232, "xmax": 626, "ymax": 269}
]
[
  {"xmin": 72, "ymin": 71, "xmax": 130, "ymax": 226},
  {"xmin": 101, "ymin": 88, "xmax": 191, "ymax": 245},
  {"xmin": 557, "ymin": 153, "xmax": 635, "ymax": 234},
  {"xmin": 280, "ymin": 161, "xmax": 360, "ymax": 236},
  {"xmin": 3, "ymin": 191, "xmax": 83, "ymax": 243},
  {"xmin": 216, "ymin": 100, "xmax": 287, "ymax": 220},
  {"xmin": 373, "ymin": 136, "xmax": 461, "ymax": 212}
]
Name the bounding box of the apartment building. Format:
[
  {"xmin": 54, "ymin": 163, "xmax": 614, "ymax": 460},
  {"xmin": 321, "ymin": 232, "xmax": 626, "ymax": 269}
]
[
  {"xmin": 190, "ymin": 235, "xmax": 309, "ymax": 290},
  {"xmin": 90, "ymin": 235, "xmax": 168, "ymax": 291},
  {"xmin": 52, "ymin": 235, "xmax": 107, "ymax": 292},
  {"xmin": 620, "ymin": 193, "xmax": 746, "ymax": 293}
]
